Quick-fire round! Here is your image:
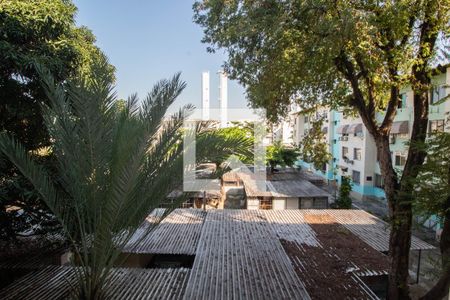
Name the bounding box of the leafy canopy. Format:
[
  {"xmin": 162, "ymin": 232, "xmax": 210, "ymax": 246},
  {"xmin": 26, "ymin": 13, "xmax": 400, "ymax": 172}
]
[
  {"xmin": 266, "ymin": 141, "xmax": 299, "ymax": 170},
  {"xmin": 0, "ymin": 0, "xmax": 116, "ymax": 240},
  {"xmin": 413, "ymin": 132, "xmax": 450, "ymax": 218},
  {"xmin": 194, "ymin": 0, "xmax": 450, "ymax": 122},
  {"xmin": 0, "ymin": 0, "xmax": 115, "ymax": 149},
  {"xmin": 215, "ymin": 124, "xmax": 255, "ymax": 165},
  {"xmin": 297, "ymin": 117, "xmax": 332, "ymax": 171}
]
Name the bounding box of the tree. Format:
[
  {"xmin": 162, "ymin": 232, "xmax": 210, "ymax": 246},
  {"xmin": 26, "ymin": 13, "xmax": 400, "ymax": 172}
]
[
  {"xmin": 336, "ymin": 176, "xmax": 352, "ymax": 209},
  {"xmin": 214, "ymin": 125, "xmax": 255, "ymax": 166},
  {"xmin": 266, "ymin": 141, "xmax": 299, "ymax": 172},
  {"xmin": 0, "ymin": 0, "xmax": 115, "ymax": 240},
  {"xmin": 298, "ymin": 117, "xmax": 332, "ymax": 171},
  {"xmin": 193, "ymin": 1, "xmax": 450, "ymax": 298},
  {"xmin": 413, "ymin": 132, "xmax": 450, "ymax": 300},
  {"xmin": 0, "ymin": 62, "xmax": 252, "ymax": 298}
]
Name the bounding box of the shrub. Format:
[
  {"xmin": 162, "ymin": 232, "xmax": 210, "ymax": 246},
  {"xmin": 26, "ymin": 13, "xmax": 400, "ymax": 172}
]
[{"xmin": 336, "ymin": 176, "xmax": 352, "ymax": 209}]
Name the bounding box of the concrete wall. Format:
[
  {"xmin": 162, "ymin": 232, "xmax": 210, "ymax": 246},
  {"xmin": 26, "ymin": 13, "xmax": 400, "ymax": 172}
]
[
  {"xmin": 273, "ymin": 198, "xmax": 286, "ymax": 210},
  {"xmin": 247, "ymin": 198, "xmax": 259, "ymax": 210}
]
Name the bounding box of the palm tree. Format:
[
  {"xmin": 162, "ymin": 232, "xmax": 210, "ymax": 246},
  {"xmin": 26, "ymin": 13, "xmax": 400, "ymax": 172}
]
[{"xmin": 0, "ymin": 60, "xmax": 252, "ymax": 299}]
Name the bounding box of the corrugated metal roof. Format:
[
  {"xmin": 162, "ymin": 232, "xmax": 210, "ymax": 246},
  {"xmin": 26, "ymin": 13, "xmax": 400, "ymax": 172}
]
[
  {"xmin": 0, "ymin": 209, "xmax": 434, "ymax": 299},
  {"xmin": 222, "ymin": 171, "xmax": 241, "ymax": 182},
  {"xmin": 283, "ymin": 240, "xmax": 380, "ymax": 300},
  {"xmin": 323, "ymin": 209, "xmax": 434, "ymax": 251},
  {"xmin": 183, "ymin": 210, "xmax": 311, "ymax": 300},
  {"xmin": 0, "ymin": 246, "xmax": 67, "ymax": 269},
  {"xmin": 237, "ymin": 172, "xmax": 330, "ymax": 198},
  {"xmin": 124, "ymin": 208, "xmax": 205, "ymax": 255},
  {"xmin": 268, "ymin": 180, "xmax": 330, "ymax": 198},
  {"xmin": 0, "ymin": 265, "xmax": 190, "ymax": 300},
  {"xmin": 263, "ymin": 210, "xmax": 319, "ymax": 246}
]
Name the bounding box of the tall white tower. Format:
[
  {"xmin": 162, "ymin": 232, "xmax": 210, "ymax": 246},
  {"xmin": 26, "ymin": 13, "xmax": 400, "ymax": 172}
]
[
  {"xmin": 201, "ymin": 71, "xmax": 210, "ymax": 120},
  {"xmin": 218, "ymin": 70, "xmax": 228, "ymax": 128}
]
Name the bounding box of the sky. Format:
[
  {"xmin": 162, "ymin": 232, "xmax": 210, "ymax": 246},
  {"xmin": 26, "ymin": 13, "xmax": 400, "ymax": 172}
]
[{"xmin": 73, "ymin": 0, "xmax": 248, "ymax": 112}]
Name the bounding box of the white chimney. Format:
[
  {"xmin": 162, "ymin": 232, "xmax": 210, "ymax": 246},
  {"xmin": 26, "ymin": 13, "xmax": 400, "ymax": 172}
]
[
  {"xmin": 201, "ymin": 71, "xmax": 210, "ymax": 120},
  {"xmin": 218, "ymin": 70, "xmax": 228, "ymax": 128}
]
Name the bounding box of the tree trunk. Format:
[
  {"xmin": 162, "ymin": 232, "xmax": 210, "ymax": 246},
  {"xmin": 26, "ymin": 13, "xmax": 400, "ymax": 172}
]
[
  {"xmin": 388, "ymin": 195, "xmax": 413, "ymax": 300},
  {"xmin": 376, "ymin": 134, "xmax": 413, "ymax": 299}
]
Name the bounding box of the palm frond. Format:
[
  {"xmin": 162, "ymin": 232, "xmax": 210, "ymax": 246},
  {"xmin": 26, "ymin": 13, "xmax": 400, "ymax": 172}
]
[{"xmin": 0, "ymin": 64, "xmax": 253, "ymax": 298}]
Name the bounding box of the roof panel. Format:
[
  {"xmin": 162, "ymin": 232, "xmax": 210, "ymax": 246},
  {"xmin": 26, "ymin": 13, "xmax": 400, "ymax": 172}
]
[
  {"xmin": 0, "ymin": 266, "xmax": 190, "ymax": 300},
  {"xmin": 124, "ymin": 209, "xmax": 205, "ymax": 255},
  {"xmin": 348, "ymin": 123, "xmax": 363, "ymax": 134},
  {"xmin": 337, "ymin": 124, "xmax": 350, "ymax": 134},
  {"xmin": 183, "ymin": 210, "xmax": 311, "ymax": 300},
  {"xmin": 391, "ymin": 121, "xmax": 409, "ymax": 134}
]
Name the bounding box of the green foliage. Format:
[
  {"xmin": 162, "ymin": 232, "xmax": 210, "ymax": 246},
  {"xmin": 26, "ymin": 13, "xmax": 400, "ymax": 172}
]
[
  {"xmin": 0, "ymin": 62, "xmax": 250, "ymax": 298},
  {"xmin": 298, "ymin": 118, "xmax": 332, "ymax": 171},
  {"xmin": 215, "ymin": 125, "xmax": 254, "ymax": 165},
  {"xmin": 413, "ymin": 132, "xmax": 450, "ymax": 219},
  {"xmin": 0, "ymin": 0, "xmax": 116, "ymax": 240},
  {"xmin": 0, "ymin": 0, "xmax": 115, "ymax": 149},
  {"xmin": 193, "ymin": 0, "xmax": 449, "ymax": 121},
  {"xmin": 336, "ymin": 176, "xmax": 352, "ymax": 209},
  {"xmin": 266, "ymin": 141, "xmax": 299, "ymax": 172}
]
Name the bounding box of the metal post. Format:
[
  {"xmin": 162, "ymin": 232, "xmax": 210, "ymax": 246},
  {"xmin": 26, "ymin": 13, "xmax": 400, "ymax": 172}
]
[
  {"xmin": 416, "ymin": 249, "xmax": 422, "ymax": 284},
  {"xmin": 203, "ymin": 190, "xmax": 206, "ymax": 211}
]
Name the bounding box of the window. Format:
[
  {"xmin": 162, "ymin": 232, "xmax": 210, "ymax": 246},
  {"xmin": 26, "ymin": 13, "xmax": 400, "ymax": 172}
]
[
  {"xmin": 352, "ymin": 170, "xmax": 361, "ymax": 185},
  {"xmin": 313, "ymin": 198, "xmax": 328, "ymax": 209},
  {"xmin": 353, "ymin": 148, "xmax": 362, "ymax": 161},
  {"xmin": 429, "ymin": 120, "xmax": 445, "ymax": 133},
  {"xmin": 398, "ymin": 93, "xmax": 407, "ymax": 109},
  {"xmin": 259, "ymin": 198, "xmax": 273, "ymax": 210},
  {"xmin": 342, "ymin": 146, "xmax": 349, "ymax": 159},
  {"xmin": 394, "ymin": 152, "xmax": 407, "ymax": 166},
  {"xmin": 300, "ymin": 198, "xmax": 313, "ymax": 209},
  {"xmin": 430, "ymin": 86, "xmax": 445, "ymax": 104},
  {"xmin": 321, "ymin": 163, "xmax": 327, "ymax": 173},
  {"xmin": 304, "ymin": 116, "xmax": 309, "ymax": 123},
  {"xmin": 375, "ymin": 173, "xmax": 384, "ymax": 189}
]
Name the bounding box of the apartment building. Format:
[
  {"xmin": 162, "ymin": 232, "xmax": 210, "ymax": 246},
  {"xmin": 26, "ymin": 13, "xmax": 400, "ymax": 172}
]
[{"xmin": 290, "ymin": 65, "xmax": 450, "ymax": 202}]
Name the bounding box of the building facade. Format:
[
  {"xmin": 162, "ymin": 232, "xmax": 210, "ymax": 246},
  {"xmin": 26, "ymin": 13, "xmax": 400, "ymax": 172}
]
[{"xmin": 290, "ymin": 66, "xmax": 450, "ymax": 204}]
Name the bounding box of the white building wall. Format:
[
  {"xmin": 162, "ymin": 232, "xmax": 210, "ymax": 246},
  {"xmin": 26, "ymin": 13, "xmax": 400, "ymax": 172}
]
[
  {"xmin": 273, "ymin": 199, "xmax": 286, "ymax": 210},
  {"xmin": 282, "ymin": 121, "xmax": 293, "ymax": 145},
  {"xmin": 247, "ymin": 198, "xmax": 259, "ymax": 210}
]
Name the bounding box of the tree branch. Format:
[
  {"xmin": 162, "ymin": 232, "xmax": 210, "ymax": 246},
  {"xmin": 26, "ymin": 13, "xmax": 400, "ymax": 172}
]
[{"xmin": 334, "ymin": 51, "xmax": 379, "ymax": 136}]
